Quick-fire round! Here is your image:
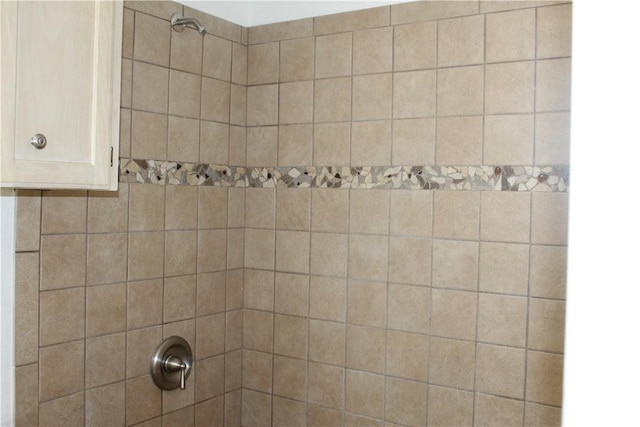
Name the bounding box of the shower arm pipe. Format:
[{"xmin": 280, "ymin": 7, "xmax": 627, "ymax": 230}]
[{"xmin": 170, "ymin": 13, "xmax": 206, "ymax": 35}]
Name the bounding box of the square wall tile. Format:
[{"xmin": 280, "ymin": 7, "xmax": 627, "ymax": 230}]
[
  {"xmin": 351, "ymin": 120, "xmax": 392, "ymax": 165},
  {"xmin": 479, "ymin": 242, "xmax": 529, "ymax": 295},
  {"xmin": 15, "ymin": 190, "xmax": 41, "ymax": 252},
  {"xmin": 169, "ymin": 70, "xmax": 201, "ymax": 118},
  {"xmin": 280, "ymin": 37, "xmax": 314, "ymax": 82},
  {"xmin": 165, "ymin": 185, "xmax": 198, "ymax": 230},
  {"xmin": 244, "ymin": 310, "xmax": 274, "ymax": 352},
  {"xmin": 132, "ymin": 61, "xmax": 168, "ymax": 114},
  {"xmin": 476, "ymin": 343, "xmax": 525, "ymax": 399},
  {"xmin": 530, "ymin": 245, "xmax": 567, "ymax": 299},
  {"xmin": 126, "ymin": 326, "xmax": 162, "ymax": 378},
  {"xmin": 474, "ymin": 393, "xmax": 524, "ymax": 427},
  {"xmin": 345, "ymin": 370, "xmax": 384, "ymax": 419},
  {"xmin": 121, "ymin": 8, "xmax": 134, "ymax": 59},
  {"xmin": 126, "ymin": 375, "xmax": 162, "ymax": 425},
  {"xmin": 203, "ymin": 35, "xmax": 232, "ymax": 81},
  {"xmin": 14, "ymin": 253, "xmax": 39, "ymax": 365},
  {"xmin": 352, "ymin": 74, "xmax": 392, "ymax": 121},
  {"xmin": 427, "ymin": 386, "xmax": 473, "ymax": 427},
  {"xmin": 279, "ymin": 80, "xmax": 314, "ymax": 124},
  {"xmin": 389, "ymin": 189, "xmax": 432, "ymax": 237},
  {"xmin": 168, "ymin": 116, "xmax": 200, "ymax": 163},
  {"xmin": 433, "ymin": 191, "xmax": 480, "ymax": 240},
  {"xmin": 133, "ymin": 12, "xmax": 170, "ymax": 66},
  {"xmin": 484, "ymin": 114, "xmax": 534, "ymax": 164},
  {"xmin": 201, "ymin": 77, "xmax": 231, "ymax": 123},
  {"xmin": 535, "ymin": 112, "xmax": 571, "ymax": 165},
  {"xmin": 349, "ymin": 188, "xmax": 390, "ymax": 235},
  {"xmin": 273, "ymin": 356, "xmax": 307, "ymax": 401},
  {"xmin": 486, "ymin": 61, "xmax": 535, "ymax": 114},
  {"xmin": 39, "ymin": 393, "xmax": 84, "ymax": 427},
  {"xmin": 436, "ymin": 116, "xmax": 483, "ymax": 165},
  {"xmin": 165, "ymin": 230, "xmax": 197, "ymax": 277},
  {"xmin": 386, "ymin": 330, "xmax": 428, "ymax": 381},
  {"xmin": 311, "ymin": 188, "xmax": 349, "ymax": 233},
  {"xmin": 315, "ymin": 33, "xmax": 352, "ymax": 78},
  {"xmin": 309, "ymin": 319, "xmax": 345, "ymax": 365},
  {"xmin": 129, "ymin": 183, "xmax": 165, "ymax": 232},
  {"xmin": 163, "ymin": 275, "xmax": 196, "ymax": 323},
  {"xmin": 393, "ymin": 70, "xmax": 436, "ymax": 119},
  {"xmin": 348, "ymin": 235, "xmax": 389, "ymax": 282},
  {"xmin": 432, "ymin": 239, "xmax": 479, "ymax": 291},
  {"xmin": 430, "ymin": 288, "xmax": 477, "ymax": 341},
  {"xmin": 537, "ymin": 4, "xmax": 572, "ymax": 59},
  {"xmin": 40, "ymin": 234, "xmax": 86, "ymax": 290},
  {"xmin": 85, "ymin": 382, "xmax": 125, "ymax": 427},
  {"xmin": 274, "ymin": 314, "xmax": 308, "ymax": 359},
  {"xmin": 388, "ymin": 237, "xmax": 431, "ymax": 286},
  {"xmin": 229, "ymin": 125, "xmax": 247, "ymax": 166},
  {"xmin": 486, "ymin": 9, "xmax": 535, "ymax": 62},
  {"xmin": 480, "ymin": 191, "xmax": 531, "ymax": 243},
  {"xmin": 392, "ymin": 117, "xmax": 435, "ymax": 165},
  {"xmin": 388, "ymin": 283, "xmax": 429, "ymax": 334},
  {"xmin": 198, "ymin": 271, "xmax": 227, "ymax": 315},
  {"xmin": 85, "ymin": 333, "xmax": 126, "ymax": 389},
  {"xmin": 353, "ymin": 27, "xmax": 393, "ymax": 74},
  {"xmin": 308, "ymin": 363, "xmax": 344, "ymax": 410},
  {"xmin": 119, "ymin": 108, "xmax": 131, "ymax": 157},
  {"xmin": 246, "ymin": 126, "xmax": 278, "ymax": 166},
  {"xmin": 429, "ymin": 337, "xmax": 475, "ymax": 390},
  {"xmin": 247, "ymin": 84, "xmax": 279, "ymax": 126},
  {"xmin": 314, "ymin": 77, "xmax": 351, "ymax": 123},
  {"xmin": 87, "ymin": 233, "xmax": 127, "ymax": 286},
  {"xmin": 230, "ymin": 84, "xmax": 247, "ymax": 126},
  {"xmin": 437, "ymin": 65, "xmax": 483, "ymax": 116},
  {"xmin": 525, "ymin": 402, "xmax": 563, "ymax": 427},
  {"xmin": 275, "ymin": 272, "xmax": 309, "ymax": 317},
  {"xmin": 276, "ymin": 230, "xmax": 310, "ymax": 274},
  {"xmin": 528, "ymin": 298, "xmax": 566, "ymax": 353},
  {"xmin": 127, "ymin": 279, "xmax": 163, "ymax": 330},
  {"xmin": 248, "ymin": 42, "xmax": 279, "ymax": 85},
  {"xmin": 346, "ymin": 324, "xmax": 385, "ymax": 374},
  {"xmin": 536, "ymin": 58, "xmax": 572, "ymax": 112},
  {"xmin": 531, "ymin": 192, "xmax": 569, "ymax": 245},
  {"xmin": 170, "ymin": 27, "xmax": 203, "ymax": 74},
  {"xmin": 310, "ymin": 232, "xmax": 348, "ymax": 277},
  {"xmin": 128, "ymin": 231, "xmax": 164, "ymax": 282},
  {"xmin": 196, "ymin": 314, "xmax": 225, "ymax": 359},
  {"xmin": 246, "ymin": 187, "xmax": 276, "ymax": 229},
  {"xmin": 526, "ymin": 351, "xmax": 564, "ymax": 406},
  {"xmin": 348, "ymin": 280, "xmax": 387, "ymax": 328},
  {"xmin": 244, "ymin": 228, "xmax": 276, "ymax": 270},
  {"xmin": 309, "ymin": 276, "xmax": 346, "ymax": 322},
  {"xmin": 313, "ymin": 123, "xmax": 351, "ymax": 165},
  {"xmin": 87, "ymin": 283, "xmax": 126, "ymax": 337},
  {"xmin": 276, "ymin": 187, "xmax": 311, "ymax": 231},
  {"xmin": 278, "ymin": 124, "xmax": 313, "ymax": 166},
  {"xmin": 394, "ymin": 21, "xmax": 437, "ymax": 71},
  {"xmin": 231, "ymin": 43, "xmax": 248, "ymax": 85},
  {"xmin": 200, "ymin": 121, "xmax": 229, "ymax": 165},
  {"xmin": 195, "ymin": 355, "xmax": 224, "ymax": 402},
  {"xmin": 40, "ymin": 287, "xmax": 85, "ymax": 346},
  {"xmin": 315, "ymin": 5, "xmax": 388, "ymax": 34},
  {"xmin": 131, "ymin": 110, "xmax": 167, "ymax": 161},
  {"xmin": 438, "ymin": 15, "xmax": 485, "ymax": 67},
  {"xmin": 41, "ymin": 190, "xmax": 87, "ymax": 234},
  {"xmin": 39, "ymin": 340, "xmax": 85, "ymax": 401},
  {"xmin": 385, "ymin": 378, "xmax": 427, "ymax": 426},
  {"xmin": 242, "ymin": 390, "xmax": 271, "ymax": 427},
  {"xmin": 478, "ymin": 293, "xmax": 528, "ymax": 347},
  {"xmin": 121, "ymin": 60, "xmax": 132, "ymax": 109},
  {"xmin": 197, "ymin": 229, "xmax": 227, "ymax": 273}
]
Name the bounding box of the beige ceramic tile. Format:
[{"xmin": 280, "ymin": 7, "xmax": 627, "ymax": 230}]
[
  {"xmin": 41, "ymin": 190, "xmax": 87, "ymax": 234},
  {"xmin": 276, "ymin": 230, "xmax": 310, "ymax": 274},
  {"xmin": 86, "ymin": 382, "xmax": 126, "ymax": 427},
  {"xmin": 476, "ymin": 343, "xmax": 526, "ymax": 399},
  {"xmin": 315, "ymin": 6, "xmax": 389, "ymax": 35},
  {"xmin": 279, "ymin": 80, "xmax": 314, "ymax": 124},
  {"xmin": 245, "ymin": 187, "xmax": 275, "ymax": 229},
  {"xmin": 353, "ymin": 115, "xmax": 393, "ymax": 166},
  {"xmin": 273, "ymin": 397, "xmax": 306, "ymax": 427},
  {"xmin": 315, "ymin": 32, "xmax": 352, "ymax": 78},
  {"xmin": 126, "ymin": 326, "xmax": 161, "ymax": 378},
  {"xmin": 433, "ymin": 191, "xmax": 480, "ymax": 240},
  {"xmin": 242, "ymin": 350, "xmax": 273, "ymax": 393},
  {"xmin": 349, "ymin": 189, "xmax": 390, "ymax": 234},
  {"xmin": 276, "ymin": 187, "xmax": 310, "ymax": 231},
  {"xmin": 345, "ymin": 370, "xmax": 384, "ymax": 419},
  {"xmin": 352, "ymin": 74, "xmax": 392, "ymax": 120},
  {"xmin": 528, "ymin": 298, "xmax": 566, "ymax": 353},
  {"xmin": 536, "ymin": 58, "xmax": 572, "ymax": 112},
  {"xmin": 39, "ymin": 340, "xmax": 85, "ymax": 401},
  {"xmin": 225, "ymin": 390, "xmax": 242, "ymax": 427},
  {"xmin": 480, "ymin": 191, "xmax": 531, "ymax": 243},
  {"xmin": 126, "ymin": 375, "xmax": 162, "ymax": 425},
  {"xmin": 309, "ymin": 276, "xmax": 346, "ymax": 322},
  {"xmin": 121, "ymin": 8, "xmax": 134, "ymax": 59},
  {"xmin": 531, "ymin": 192, "xmax": 569, "ymax": 245},
  {"xmin": 227, "ymin": 228, "xmax": 244, "ymax": 269},
  {"xmin": 274, "ymin": 314, "xmax": 308, "ymax": 359},
  {"xmin": 311, "ymin": 188, "xmax": 349, "ymax": 233},
  {"xmin": 530, "ymin": 245, "xmax": 567, "ymax": 299},
  {"xmin": 168, "ymin": 116, "xmax": 199, "ymax": 162},
  {"xmin": 14, "ymin": 253, "xmax": 39, "ymax": 366},
  {"xmin": 427, "ymin": 386, "xmax": 473, "ymax": 427},
  {"xmin": 391, "ymin": 1, "xmax": 479, "ymax": 25},
  {"xmin": 86, "ymin": 283, "xmax": 126, "ymax": 337},
  {"xmin": 309, "ymin": 319, "xmax": 345, "ymax": 365},
  {"xmin": 486, "ymin": 8, "xmax": 535, "ymax": 62},
  {"xmin": 389, "ymin": 189, "xmax": 432, "ymax": 237},
  {"xmin": 163, "ymin": 275, "xmax": 196, "ymax": 322},
  {"xmin": 165, "ymin": 230, "xmax": 197, "ymax": 276},
  {"xmin": 195, "ymin": 397, "xmax": 224, "ymax": 427},
  {"xmin": 201, "ymin": 77, "xmax": 231, "ymax": 123},
  {"xmin": 87, "ymin": 233, "xmax": 127, "ymax": 286},
  {"xmin": 244, "ymin": 269, "xmax": 274, "ymax": 311},
  {"xmin": 484, "ymin": 114, "xmax": 534, "ymax": 164},
  {"xmin": 388, "ymin": 283, "xmax": 429, "ymax": 334},
  {"xmin": 389, "ymin": 237, "xmax": 431, "ymax": 286},
  {"xmin": 432, "ymin": 239, "xmax": 479, "ymax": 291},
  {"xmin": 170, "ymin": 27, "xmax": 202, "ymax": 74},
  {"xmin": 535, "ymin": 111, "xmax": 571, "ymax": 165},
  {"xmin": 127, "ymin": 279, "xmax": 163, "ymax": 329},
  {"xmin": 248, "ymin": 42, "xmax": 279, "ymax": 85},
  {"xmin": 431, "ymin": 288, "xmax": 477, "ymax": 341},
  {"xmin": 127, "ymin": 231, "xmax": 164, "ymax": 281},
  {"xmin": 385, "ymin": 377, "xmax": 427, "ymax": 426},
  {"xmin": 247, "ymin": 84, "xmax": 279, "ymax": 126},
  {"xmin": 275, "ymin": 272, "xmax": 309, "ymax": 317},
  {"xmin": 242, "ymin": 390, "xmax": 272, "ymax": 427},
  {"xmin": 203, "ymin": 35, "xmax": 232, "ymax": 81},
  {"xmin": 169, "ymin": 70, "xmax": 202, "ymax": 119},
  {"xmin": 394, "ymin": 21, "xmax": 437, "ymax": 71},
  {"xmin": 280, "ymin": 37, "xmax": 314, "ymax": 82},
  {"xmin": 478, "ymin": 293, "xmax": 528, "ymax": 347},
  {"xmin": 229, "ymin": 125, "xmax": 247, "ymax": 166},
  {"xmin": 225, "ymin": 349, "xmax": 242, "ymax": 392},
  {"xmin": 39, "ymin": 393, "xmax": 84, "ymax": 427},
  {"xmin": 436, "ymin": 115, "xmax": 483, "ymax": 164},
  {"xmin": 40, "ymin": 234, "xmax": 86, "ymax": 290},
  {"xmin": 429, "ymin": 337, "xmax": 475, "ymax": 390},
  {"xmin": 89, "ymin": 185, "xmax": 128, "ymax": 234},
  {"xmin": 346, "ymin": 324, "xmax": 385, "ymax": 374},
  {"xmin": 85, "ymin": 333, "xmax": 126, "ymax": 388},
  {"xmin": 524, "ymin": 402, "xmax": 562, "ymax": 427},
  {"xmin": 537, "ymin": 4, "xmax": 573, "ymax": 59},
  {"xmin": 310, "ymin": 232, "xmax": 348, "ymax": 277},
  {"xmin": 15, "ymin": 190, "xmax": 41, "ymax": 252},
  {"xmin": 273, "ymin": 355, "xmax": 307, "ymax": 401},
  {"xmin": 197, "ymin": 229, "xmax": 227, "ymax": 273},
  {"xmin": 132, "ymin": 61, "xmax": 169, "ymax": 114},
  {"xmin": 120, "ymin": 108, "xmax": 132, "ymax": 157},
  {"xmin": 230, "ymin": 84, "xmax": 247, "ymax": 127},
  {"xmin": 438, "ymin": 15, "xmax": 485, "ymax": 67},
  {"xmin": 486, "ymin": 61, "xmax": 535, "ymax": 114},
  {"xmin": 393, "ymin": 70, "xmax": 436, "ymax": 119},
  {"xmin": 226, "ymin": 310, "xmax": 243, "ymax": 352},
  {"xmin": 348, "ymin": 280, "xmax": 387, "ymax": 328},
  {"xmin": 353, "ymin": 27, "xmax": 393, "ymax": 75},
  {"xmin": 392, "ymin": 117, "xmax": 435, "ymax": 165},
  {"xmin": 246, "ymin": 126, "xmax": 278, "ymax": 166},
  {"xmin": 307, "ymin": 404, "xmax": 343, "ymax": 427},
  {"xmin": 197, "ymin": 271, "xmax": 227, "ymax": 315},
  {"xmin": 308, "ymin": 362, "xmax": 344, "ymax": 410},
  {"xmin": 243, "ymin": 309, "xmax": 274, "ymax": 352},
  {"xmin": 314, "ymin": 77, "xmax": 351, "ymax": 123},
  {"xmin": 231, "ymin": 43, "xmax": 248, "ymax": 85},
  {"xmin": 133, "ymin": 12, "xmax": 170, "ymax": 66},
  {"xmin": 165, "ymin": 185, "xmax": 197, "ymax": 231},
  {"xmin": 199, "ymin": 120, "xmax": 229, "ymax": 164},
  {"xmin": 121, "ymin": 59, "xmax": 132, "ymax": 109},
  {"xmin": 131, "ymin": 110, "xmax": 168, "ymax": 160},
  {"xmin": 249, "ymin": 17, "xmax": 313, "ymax": 44},
  {"xmin": 475, "ymin": 393, "xmax": 524, "ymax": 427},
  {"xmin": 129, "ymin": 183, "xmax": 165, "ymax": 231},
  {"xmin": 277, "ymin": 124, "xmax": 312, "ymax": 166},
  {"xmin": 386, "ymin": 330, "xmax": 429, "ymax": 381},
  {"xmin": 437, "ymin": 65, "xmax": 484, "ymax": 116},
  {"xmin": 313, "ymin": 123, "xmax": 351, "ymax": 165},
  {"xmin": 348, "ymin": 235, "xmax": 389, "ymax": 282},
  {"xmin": 479, "ymin": 242, "xmax": 529, "ymax": 295},
  {"xmin": 195, "ymin": 355, "xmax": 224, "ymax": 402},
  {"xmin": 526, "ymin": 351, "xmax": 564, "ymax": 406}
]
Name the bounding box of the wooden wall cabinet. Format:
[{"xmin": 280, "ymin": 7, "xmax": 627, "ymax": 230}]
[{"xmin": 1, "ymin": 1, "xmax": 123, "ymax": 190}]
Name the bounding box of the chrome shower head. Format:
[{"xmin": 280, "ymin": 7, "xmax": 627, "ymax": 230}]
[{"xmin": 170, "ymin": 13, "xmax": 206, "ymax": 35}]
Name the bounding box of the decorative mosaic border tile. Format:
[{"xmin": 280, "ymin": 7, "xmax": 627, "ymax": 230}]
[{"xmin": 120, "ymin": 159, "xmax": 569, "ymax": 192}]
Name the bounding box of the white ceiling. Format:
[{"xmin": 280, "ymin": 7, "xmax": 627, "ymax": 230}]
[{"xmin": 179, "ymin": 1, "xmax": 405, "ymax": 27}]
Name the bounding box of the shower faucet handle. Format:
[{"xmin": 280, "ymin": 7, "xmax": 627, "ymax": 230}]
[
  {"xmin": 164, "ymin": 355, "xmax": 187, "ymax": 390},
  {"xmin": 150, "ymin": 336, "xmax": 193, "ymax": 391}
]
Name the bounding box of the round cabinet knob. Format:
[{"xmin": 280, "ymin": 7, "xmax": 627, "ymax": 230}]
[{"xmin": 30, "ymin": 133, "xmax": 47, "ymax": 149}]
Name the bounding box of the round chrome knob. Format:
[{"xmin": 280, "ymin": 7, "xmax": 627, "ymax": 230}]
[{"xmin": 30, "ymin": 133, "xmax": 47, "ymax": 149}]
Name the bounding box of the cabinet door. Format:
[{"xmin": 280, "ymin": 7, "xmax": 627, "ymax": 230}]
[{"xmin": 1, "ymin": 1, "xmax": 122, "ymax": 190}]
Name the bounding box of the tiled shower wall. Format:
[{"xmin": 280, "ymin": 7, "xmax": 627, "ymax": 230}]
[
  {"xmin": 13, "ymin": 2, "xmax": 248, "ymax": 426},
  {"xmin": 240, "ymin": 1, "xmax": 570, "ymax": 426},
  {"xmin": 12, "ymin": 1, "xmax": 571, "ymax": 426}
]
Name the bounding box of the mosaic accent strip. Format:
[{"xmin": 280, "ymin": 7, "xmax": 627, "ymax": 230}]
[{"xmin": 120, "ymin": 159, "xmax": 569, "ymax": 192}]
